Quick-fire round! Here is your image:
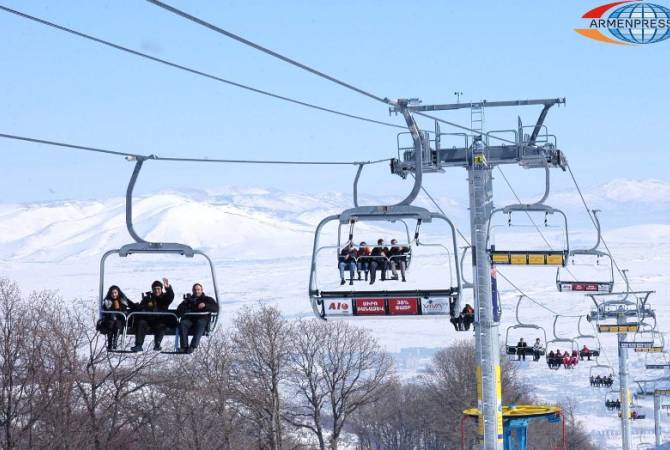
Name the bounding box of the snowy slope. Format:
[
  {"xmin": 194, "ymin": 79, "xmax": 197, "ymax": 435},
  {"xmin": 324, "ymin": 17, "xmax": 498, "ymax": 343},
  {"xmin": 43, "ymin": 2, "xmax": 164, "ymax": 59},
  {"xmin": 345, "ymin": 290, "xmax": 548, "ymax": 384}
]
[{"xmin": 0, "ymin": 180, "xmax": 669, "ymax": 449}]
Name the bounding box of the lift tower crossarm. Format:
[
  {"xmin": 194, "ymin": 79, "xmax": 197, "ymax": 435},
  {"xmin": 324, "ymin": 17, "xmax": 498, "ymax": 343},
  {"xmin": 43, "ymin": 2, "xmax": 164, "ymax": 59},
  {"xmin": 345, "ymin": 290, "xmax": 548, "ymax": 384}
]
[
  {"xmin": 390, "ymin": 98, "xmax": 567, "ymax": 178},
  {"xmin": 390, "ymin": 98, "xmax": 565, "ymax": 112}
]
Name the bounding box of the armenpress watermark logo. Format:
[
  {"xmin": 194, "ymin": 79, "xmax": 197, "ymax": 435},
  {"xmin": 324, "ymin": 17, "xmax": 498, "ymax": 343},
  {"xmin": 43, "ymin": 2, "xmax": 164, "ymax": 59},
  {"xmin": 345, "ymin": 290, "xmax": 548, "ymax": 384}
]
[{"xmin": 576, "ymin": 1, "xmax": 670, "ymax": 45}]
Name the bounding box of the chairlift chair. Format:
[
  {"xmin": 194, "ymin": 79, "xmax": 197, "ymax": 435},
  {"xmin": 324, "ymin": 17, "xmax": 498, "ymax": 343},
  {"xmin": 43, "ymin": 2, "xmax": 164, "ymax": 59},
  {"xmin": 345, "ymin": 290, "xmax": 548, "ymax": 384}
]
[
  {"xmin": 504, "ymin": 295, "xmax": 547, "ymax": 362},
  {"xmin": 645, "ymin": 351, "xmax": 670, "ymax": 370},
  {"xmin": 98, "ymin": 157, "xmax": 220, "ymax": 354},
  {"xmin": 487, "ymin": 203, "xmax": 569, "ymax": 267},
  {"xmin": 100, "ymin": 243, "xmax": 220, "ymax": 353},
  {"xmin": 309, "ymin": 205, "xmax": 462, "ymax": 320},
  {"xmin": 574, "ymin": 315, "xmax": 601, "ymax": 361},
  {"xmin": 589, "ymin": 361, "xmax": 615, "ymax": 388},
  {"xmin": 633, "ymin": 327, "xmax": 665, "ymax": 354},
  {"xmin": 620, "ymin": 321, "xmax": 659, "ymax": 351},
  {"xmin": 587, "ymin": 291, "xmax": 655, "ymax": 334},
  {"xmin": 556, "ymin": 211, "xmax": 614, "ymax": 293},
  {"xmin": 545, "ymin": 315, "xmax": 579, "ymax": 369}
]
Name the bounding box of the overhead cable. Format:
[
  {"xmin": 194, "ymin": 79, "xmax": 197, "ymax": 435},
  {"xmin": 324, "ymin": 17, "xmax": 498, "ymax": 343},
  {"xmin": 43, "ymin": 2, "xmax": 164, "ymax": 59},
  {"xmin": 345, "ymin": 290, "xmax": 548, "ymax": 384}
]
[
  {"xmin": 0, "ymin": 4, "xmax": 411, "ymax": 132},
  {"xmin": 0, "ymin": 132, "xmax": 391, "ymax": 166},
  {"xmin": 144, "ymin": 0, "xmax": 521, "ymax": 146},
  {"xmin": 146, "ymin": 0, "xmax": 390, "ymax": 104}
]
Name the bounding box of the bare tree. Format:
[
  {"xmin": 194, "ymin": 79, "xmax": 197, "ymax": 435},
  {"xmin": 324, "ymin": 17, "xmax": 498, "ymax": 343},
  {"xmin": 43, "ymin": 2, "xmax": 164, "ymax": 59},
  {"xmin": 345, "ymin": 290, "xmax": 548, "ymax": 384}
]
[
  {"xmin": 143, "ymin": 332, "xmax": 259, "ymax": 450},
  {"xmin": 230, "ymin": 304, "xmax": 291, "ymax": 450},
  {"xmin": 286, "ymin": 319, "xmax": 393, "ymax": 450}
]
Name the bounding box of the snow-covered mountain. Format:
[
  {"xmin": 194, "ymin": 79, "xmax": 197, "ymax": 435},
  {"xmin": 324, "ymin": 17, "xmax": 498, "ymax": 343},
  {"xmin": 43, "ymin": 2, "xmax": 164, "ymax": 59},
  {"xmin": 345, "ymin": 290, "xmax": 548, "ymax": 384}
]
[
  {"xmin": 0, "ymin": 180, "xmax": 669, "ymax": 449},
  {"xmin": 0, "ymin": 178, "xmax": 666, "ymax": 263}
]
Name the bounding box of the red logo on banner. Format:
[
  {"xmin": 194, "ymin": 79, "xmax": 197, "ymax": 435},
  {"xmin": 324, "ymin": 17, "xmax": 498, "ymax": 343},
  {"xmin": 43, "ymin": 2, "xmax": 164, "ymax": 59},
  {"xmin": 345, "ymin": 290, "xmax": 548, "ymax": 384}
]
[
  {"xmin": 328, "ymin": 301, "xmax": 349, "ymax": 311},
  {"xmin": 354, "ymin": 298, "xmax": 385, "ymax": 315},
  {"xmin": 388, "ymin": 298, "xmax": 419, "ymax": 315}
]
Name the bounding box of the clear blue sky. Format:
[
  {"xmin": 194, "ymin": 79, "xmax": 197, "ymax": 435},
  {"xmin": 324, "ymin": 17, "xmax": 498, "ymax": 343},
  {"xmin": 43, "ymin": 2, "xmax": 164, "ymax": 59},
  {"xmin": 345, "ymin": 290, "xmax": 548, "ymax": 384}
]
[{"xmin": 0, "ymin": 0, "xmax": 668, "ymax": 203}]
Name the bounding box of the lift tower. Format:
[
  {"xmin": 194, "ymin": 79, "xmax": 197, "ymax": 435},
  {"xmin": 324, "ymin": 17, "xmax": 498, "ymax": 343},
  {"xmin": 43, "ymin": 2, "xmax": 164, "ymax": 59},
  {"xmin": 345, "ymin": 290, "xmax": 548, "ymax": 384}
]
[
  {"xmin": 589, "ymin": 290, "xmax": 655, "ymax": 450},
  {"xmin": 391, "ymin": 98, "xmax": 566, "ymax": 449}
]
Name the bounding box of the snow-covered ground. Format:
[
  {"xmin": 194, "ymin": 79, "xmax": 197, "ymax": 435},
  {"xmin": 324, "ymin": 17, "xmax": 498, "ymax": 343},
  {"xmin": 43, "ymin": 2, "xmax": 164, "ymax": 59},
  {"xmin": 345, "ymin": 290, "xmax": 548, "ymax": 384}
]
[{"xmin": 0, "ymin": 180, "xmax": 668, "ymax": 449}]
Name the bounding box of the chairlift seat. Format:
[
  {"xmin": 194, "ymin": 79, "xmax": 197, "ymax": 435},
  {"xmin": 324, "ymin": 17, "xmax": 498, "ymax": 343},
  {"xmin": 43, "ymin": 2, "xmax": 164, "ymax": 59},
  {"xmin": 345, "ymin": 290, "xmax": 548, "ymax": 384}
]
[
  {"xmin": 506, "ymin": 346, "xmax": 545, "ymax": 357},
  {"xmin": 310, "ymin": 206, "xmax": 462, "ymax": 320}
]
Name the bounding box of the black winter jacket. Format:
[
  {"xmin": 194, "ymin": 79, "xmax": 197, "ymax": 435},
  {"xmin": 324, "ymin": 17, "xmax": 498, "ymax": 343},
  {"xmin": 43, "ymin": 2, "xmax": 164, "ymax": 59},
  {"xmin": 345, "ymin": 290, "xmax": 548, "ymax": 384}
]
[
  {"xmin": 138, "ymin": 286, "xmax": 175, "ymax": 312},
  {"xmin": 176, "ymin": 294, "xmax": 218, "ymax": 317}
]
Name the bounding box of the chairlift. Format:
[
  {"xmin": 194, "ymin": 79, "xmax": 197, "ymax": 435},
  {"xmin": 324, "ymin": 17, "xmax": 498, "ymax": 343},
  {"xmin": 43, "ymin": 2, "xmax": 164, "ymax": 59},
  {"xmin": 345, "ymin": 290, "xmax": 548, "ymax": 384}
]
[
  {"xmin": 574, "ymin": 315, "xmax": 600, "ymax": 361},
  {"xmin": 98, "ymin": 157, "xmax": 220, "ymax": 354},
  {"xmin": 556, "ymin": 210, "xmax": 614, "ymax": 293},
  {"xmin": 545, "ymin": 315, "xmax": 579, "ymax": 370},
  {"xmin": 589, "ymin": 361, "xmax": 615, "ymax": 388},
  {"xmin": 635, "ymin": 379, "xmax": 658, "ymax": 397},
  {"xmin": 620, "ymin": 321, "xmax": 660, "ymax": 351},
  {"xmin": 504, "ymin": 295, "xmax": 547, "ymax": 362},
  {"xmin": 587, "ymin": 291, "xmax": 655, "ymax": 334},
  {"xmin": 633, "ymin": 327, "xmax": 665, "ymax": 353},
  {"xmin": 645, "ymin": 351, "xmax": 670, "ymax": 370},
  {"xmin": 487, "ymin": 202, "xmax": 568, "ymax": 267},
  {"xmin": 309, "ymin": 205, "xmax": 462, "ymax": 319},
  {"xmin": 605, "ymin": 390, "xmax": 622, "ymax": 412}
]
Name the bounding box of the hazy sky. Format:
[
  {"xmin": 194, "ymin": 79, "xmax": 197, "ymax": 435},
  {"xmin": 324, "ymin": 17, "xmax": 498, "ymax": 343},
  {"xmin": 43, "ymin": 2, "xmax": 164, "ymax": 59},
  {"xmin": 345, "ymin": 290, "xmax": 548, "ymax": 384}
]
[{"xmin": 0, "ymin": 0, "xmax": 668, "ymax": 203}]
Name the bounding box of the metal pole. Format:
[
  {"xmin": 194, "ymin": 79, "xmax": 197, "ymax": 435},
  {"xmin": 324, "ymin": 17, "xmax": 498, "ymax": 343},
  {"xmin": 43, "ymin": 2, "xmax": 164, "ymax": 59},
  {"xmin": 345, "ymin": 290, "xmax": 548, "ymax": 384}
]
[
  {"xmin": 618, "ymin": 312, "xmax": 632, "ymax": 450},
  {"xmin": 655, "ymin": 393, "xmax": 662, "ymax": 447},
  {"xmin": 468, "ymin": 139, "xmax": 503, "ymax": 449}
]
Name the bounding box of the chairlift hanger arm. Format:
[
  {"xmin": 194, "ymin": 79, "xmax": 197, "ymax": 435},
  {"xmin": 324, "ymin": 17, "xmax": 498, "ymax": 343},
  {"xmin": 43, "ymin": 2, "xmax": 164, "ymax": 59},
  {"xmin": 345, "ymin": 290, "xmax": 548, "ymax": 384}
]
[
  {"xmin": 353, "ymin": 163, "xmax": 364, "ymax": 207},
  {"xmin": 528, "ymin": 103, "xmax": 556, "ymax": 146},
  {"xmin": 127, "ymin": 157, "xmax": 153, "ymax": 244},
  {"xmin": 571, "ymin": 210, "xmax": 607, "ymax": 256},
  {"xmin": 356, "ymin": 99, "xmax": 424, "ymax": 207},
  {"xmin": 459, "ymin": 247, "xmax": 473, "ymax": 289},
  {"xmin": 392, "ymin": 100, "xmax": 423, "ymax": 206}
]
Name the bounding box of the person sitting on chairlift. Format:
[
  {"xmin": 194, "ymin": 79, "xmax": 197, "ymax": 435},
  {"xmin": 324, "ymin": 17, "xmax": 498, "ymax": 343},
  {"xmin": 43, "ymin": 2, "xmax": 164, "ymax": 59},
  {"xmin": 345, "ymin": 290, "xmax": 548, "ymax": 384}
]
[
  {"xmin": 570, "ymin": 349, "xmax": 579, "ymax": 366},
  {"xmin": 369, "ymin": 239, "xmax": 390, "ymax": 285},
  {"xmin": 605, "ymin": 374, "xmax": 613, "ymax": 387},
  {"xmin": 338, "ymin": 241, "xmax": 358, "ymax": 285},
  {"xmin": 389, "ymin": 238, "xmax": 409, "ymax": 282},
  {"xmin": 516, "ymin": 337, "xmax": 528, "ymax": 361},
  {"xmin": 580, "ymin": 344, "xmax": 592, "ymax": 361},
  {"xmin": 357, "ymin": 241, "xmax": 371, "ymax": 281},
  {"xmin": 449, "ymin": 297, "xmax": 463, "ymax": 331},
  {"xmin": 131, "ymin": 277, "xmax": 175, "ymax": 352},
  {"xmin": 177, "ymin": 283, "xmax": 219, "ymax": 353},
  {"xmin": 563, "ymin": 350, "xmax": 576, "ymax": 368},
  {"xmin": 100, "ymin": 285, "xmax": 136, "ymax": 351},
  {"xmin": 461, "ymin": 304, "xmax": 475, "ymax": 331},
  {"xmin": 547, "ymin": 350, "xmax": 556, "ymax": 368},
  {"xmin": 532, "ymin": 338, "xmax": 543, "ymax": 361}
]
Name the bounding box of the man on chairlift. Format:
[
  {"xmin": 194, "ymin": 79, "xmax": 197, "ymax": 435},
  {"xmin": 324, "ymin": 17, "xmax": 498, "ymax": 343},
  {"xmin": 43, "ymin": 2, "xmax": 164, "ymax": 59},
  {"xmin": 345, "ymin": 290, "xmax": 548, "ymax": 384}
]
[
  {"xmin": 131, "ymin": 277, "xmax": 175, "ymax": 352},
  {"xmin": 532, "ymin": 338, "xmax": 544, "ymax": 361},
  {"xmin": 389, "ymin": 238, "xmax": 409, "ymax": 282},
  {"xmin": 369, "ymin": 239, "xmax": 390, "ymax": 285},
  {"xmin": 177, "ymin": 283, "xmax": 218, "ymax": 353},
  {"xmin": 516, "ymin": 337, "xmax": 528, "ymax": 361},
  {"xmin": 338, "ymin": 241, "xmax": 358, "ymax": 285}
]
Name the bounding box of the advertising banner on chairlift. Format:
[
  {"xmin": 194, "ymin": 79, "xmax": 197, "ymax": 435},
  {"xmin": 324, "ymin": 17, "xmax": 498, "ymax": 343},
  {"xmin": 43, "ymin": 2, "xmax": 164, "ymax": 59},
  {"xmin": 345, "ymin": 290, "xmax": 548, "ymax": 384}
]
[
  {"xmin": 421, "ymin": 298, "xmax": 451, "ymax": 315},
  {"xmin": 354, "ymin": 298, "xmax": 386, "ymax": 316},
  {"xmin": 388, "ymin": 298, "xmax": 419, "ymax": 315},
  {"xmin": 324, "ymin": 299, "xmax": 353, "ymax": 316},
  {"xmin": 560, "ymin": 282, "xmax": 610, "ymax": 292}
]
